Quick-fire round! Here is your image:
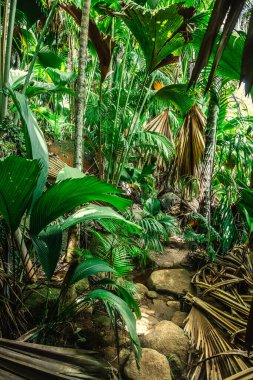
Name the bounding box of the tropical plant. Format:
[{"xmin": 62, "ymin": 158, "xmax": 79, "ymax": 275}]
[{"xmin": 0, "ymin": 154, "xmax": 141, "ymax": 357}]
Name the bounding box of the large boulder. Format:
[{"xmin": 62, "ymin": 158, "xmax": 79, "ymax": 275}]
[
  {"xmin": 140, "ymin": 321, "xmax": 189, "ymax": 364},
  {"xmin": 123, "ymin": 348, "xmax": 172, "ymax": 380},
  {"xmin": 152, "ymin": 247, "xmax": 189, "ymax": 269},
  {"xmin": 160, "ymin": 192, "xmax": 180, "ymax": 212},
  {"xmin": 152, "ymin": 299, "xmax": 176, "ymax": 320},
  {"xmin": 147, "ymin": 269, "xmax": 193, "ymax": 296}
]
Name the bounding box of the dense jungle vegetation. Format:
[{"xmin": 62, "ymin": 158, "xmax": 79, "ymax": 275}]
[{"xmin": 1, "ymin": 0, "xmax": 253, "ymax": 379}]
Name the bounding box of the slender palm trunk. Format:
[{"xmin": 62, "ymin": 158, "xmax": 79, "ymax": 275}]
[
  {"xmin": 74, "ymin": 0, "xmax": 91, "ymax": 171},
  {"xmin": 66, "ymin": 1, "xmax": 91, "ymax": 262},
  {"xmin": 199, "ymin": 91, "xmax": 219, "ymax": 223},
  {"xmin": 1, "ymin": 0, "xmax": 17, "ymax": 121}
]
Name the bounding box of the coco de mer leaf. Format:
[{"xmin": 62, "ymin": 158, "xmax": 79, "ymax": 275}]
[
  {"xmin": 155, "ymin": 84, "xmax": 195, "ymax": 116},
  {"xmin": 122, "ymin": 0, "xmax": 195, "ymax": 73}
]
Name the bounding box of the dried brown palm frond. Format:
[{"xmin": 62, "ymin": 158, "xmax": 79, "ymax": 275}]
[
  {"xmin": 144, "ymin": 109, "xmax": 174, "ymax": 143},
  {"xmin": 171, "ymin": 105, "xmax": 205, "ymax": 196},
  {"xmin": 48, "ymin": 155, "xmax": 66, "ymax": 179},
  {"xmin": 185, "ymin": 247, "xmax": 253, "ymax": 379},
  {"xmin": 225, "ymin": 367, "xmax": 253, "ymax": 380},
  {"xmin": 0, "ymin": 272, "xmax": 27, "ymax": 338},
  {"xmin": 143, "ymin": 109, "xmax": 174, "ymax": 172},
  {"xmin": 0, "ymin": 338, "xmax": 108, "ymax": 379},
  {"xmin": 185, "ymin": 306, "xmax": 250, "ymax": 380}
]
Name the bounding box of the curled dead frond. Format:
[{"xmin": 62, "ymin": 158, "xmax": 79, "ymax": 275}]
[
  {"xmin": 185, "ymin": 247, "xmax": 253, "ymax": 379},
  {"xmin": 143, "ymin": 109, "xmax": 174, "ymax": 171},
  {"xmin": 172, "ymin": 105, "xmax": 205, "ymax": 196}
]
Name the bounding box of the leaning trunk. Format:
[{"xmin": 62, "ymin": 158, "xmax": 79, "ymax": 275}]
[
  {"xmin": 199, "ymin": 91, "xmax": 219, "ymax": 223},
  {"xmin": 74, "ymin": 0, "xmax": 91, "ymax": 171}
]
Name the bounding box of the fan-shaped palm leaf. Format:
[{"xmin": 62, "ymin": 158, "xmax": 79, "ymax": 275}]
[
  {"xmin": 122, "ymin": 0, "xmax": 195, "ymax": 73},
  {"xmin": 172, "ymin": 105, "xmax": 205, "ymax": 191}
]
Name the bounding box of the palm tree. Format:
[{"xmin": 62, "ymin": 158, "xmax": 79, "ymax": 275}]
[
  {"xmin": 74, "ymin": 0, "xmax": 91, "ymax": 172},
  {"xmin": 199, "ymin": 89, "xmax": 220, "ymax": 223}
]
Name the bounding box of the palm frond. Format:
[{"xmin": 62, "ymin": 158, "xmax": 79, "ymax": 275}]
[{"xmin": 172, "ymin": 105, "xmax": 205, "ymax": 194}]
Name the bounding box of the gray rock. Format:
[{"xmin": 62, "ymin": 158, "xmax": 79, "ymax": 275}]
[
  {"xmin": 171, "ymin": 311, "xmax": 188, "ymax": 328},
  {"xmin": 132, "ymin": 204, "xmax": 143, "ymax": 221},
  {"xmin": 152, "ymin": 299, "xmax": 176, "ymax": 320},
  {"xmin": 136, "ymin": 308, "xmax": 159, "ymax": 336},
  {"xmin": 146, "ymin": 290, "xmax": 158, "ymax": 299},
  {"xmin": 124, "ymin": 348, "xmax": 172, "ymax": 380},
  {"xmin": 148, "ymin": 269, "xmax": 193, "ymax": 296},
  {"xmin": 153, "ymin": 247, "xmax": 189, "ymax": 269},
  {"xmin": 140, "ymin": 321, "xmax": 189, "ymax": 365},
  {"xmin": 160, "ymin": 192, "xmax": 180, "ymax": 211},
  {"xmin": 166, "ymin": 301, "xmax": 181, "ymax": 317},
  {"xmin": 135, "ymin": 283, "xmax": 149, "ymax": 302}
]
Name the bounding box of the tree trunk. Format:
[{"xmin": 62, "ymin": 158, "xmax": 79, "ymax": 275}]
[
  {"xmin": 74, "ymin": 0, "xmax": 91, "ymax": 171},
  {"xmin": 66, "ymin": 1, "xmax": 91, "ymax": 262},
  {"xmin": 199, "ymin": 91, "xmax": 219, "ymax": 223}
]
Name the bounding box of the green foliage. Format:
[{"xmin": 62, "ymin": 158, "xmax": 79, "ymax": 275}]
[
  {"xmin": 32, "ymin": 226, "xmax": 63, "ymax": 280},
  {"xmin": 0, "ymin": 156, "xmax": 40, "ymax": 231},
  {"xmin": 30, "ymin": 176, "xmax": 131, "ymax": 235},
  {"xmin": 122, "ymin": 1, "xmax": 194, "ymax": 73},
  {"xmin": 69, "ymin": 258, "xmax": 115, "ymax": 285},
  {"xmin": 84, "ymin": 289, "xmax": 141, "ymax": 361},
  {"xmin": 9, "ymin": 89, "xmax": 48, "ymax": 205},
  {"xmin": 155, "ymin": 84, "xmax": 195, "ymax": 116}
]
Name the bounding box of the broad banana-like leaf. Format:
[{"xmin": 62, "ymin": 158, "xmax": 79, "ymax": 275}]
[
  {"xmin": 122, "ymin": 0, "xmax": 195, "ymax": 73},
  {"xmin": 84, "ymin": 289, "xmax": 141, "ymax": 362},
  {"xmin": 9, "ymin": 89, "xmax": 48, "ymax": 206},
  {"xmin": 155, "ymin": 84, "xmax": 195, "ymax": 116},
  {"xmin": 32, "ymin": 225, "xmax": 63, "ymax": 280},
  {"xmin": 0, "ymin": 156, "xmax": 40, "ymax": 231},
  {"xmin": 69, "ymin": 258, "xmax": 115, "ymax": 285},
  {"xmin": 30, "ymin": 176, "xmax": 131, "ymax": 235},
  {"xmin": 60, "ymin": 205, "xmax": 141, "ymax": 234}
]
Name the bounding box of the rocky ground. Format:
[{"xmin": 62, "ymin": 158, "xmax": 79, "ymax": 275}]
[{"xmin": 102, "ymin": 239, "xmax": 194, "ymax": 380}]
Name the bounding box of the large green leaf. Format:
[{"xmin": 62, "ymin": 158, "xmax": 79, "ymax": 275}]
[
  {"xmin": 0, "ymin": 156, "xmax": 40, "ymax": 231},
  {"xmin": 37, "ymin": 48, "xmax": 64, "ymax": 69},
  {"xmin": 32, "ymin": 225, "xmax": 63, "ymax": 280},
  {"xmin": 69, "ymin": 258, "xmax": 115, "ymax": 285},
  {"xmin": 122, "ymin": 1, "xmax": 194, "ymax": 73},
  {"xmin": 60, "ymin": 205, "xmax": 141, "ymax": 234},
  {"xmin": 25, "ymin": 84, "xmax": 75, "ymax": 98},
  {"xmin": 95, "ymin": 277, "xmax": 141, "ymax": 318},
  {"xmin": 9, "ymin": 89, "xmax": 48, "ymax": 206},
  {"xmin": 155, "ymin": 84, "xmax": 195, "ymax": 116},
  {"xmin": 30, "ymin": 177, "xmax": 131, "ymax": 235},
  {"xmin": 45, "ymin": 68, "xmax": 76, "ymax": 86},
  {"xmin": 84, "ymin": 289, "xmax": 141, "ymax": 362}
]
